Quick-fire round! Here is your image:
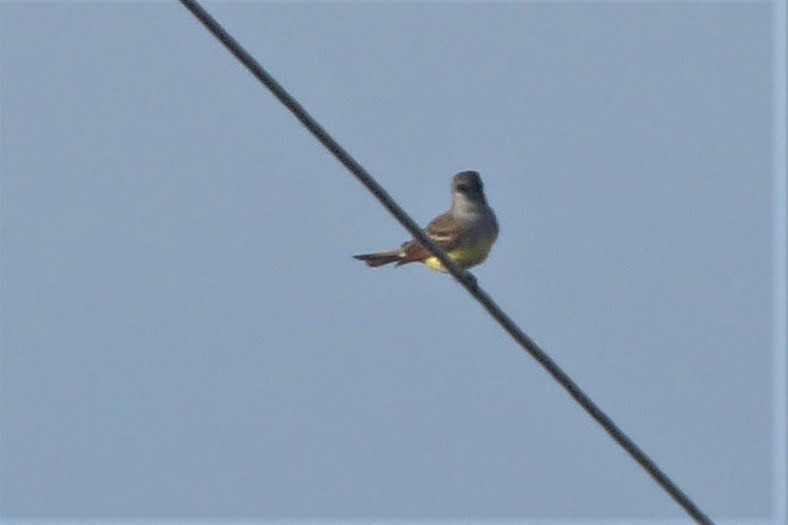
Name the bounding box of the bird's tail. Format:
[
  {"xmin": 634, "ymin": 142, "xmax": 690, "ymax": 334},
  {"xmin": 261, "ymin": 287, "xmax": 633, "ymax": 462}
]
[{"xmin": 353, "ymin": 250, "xmax": 402, "ymax": 268}]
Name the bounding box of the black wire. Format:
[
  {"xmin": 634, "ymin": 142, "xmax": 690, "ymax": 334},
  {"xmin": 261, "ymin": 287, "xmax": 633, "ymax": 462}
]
[{"xmin": 178, "ymin": 1, "xmax": 715, "ymax": 523}]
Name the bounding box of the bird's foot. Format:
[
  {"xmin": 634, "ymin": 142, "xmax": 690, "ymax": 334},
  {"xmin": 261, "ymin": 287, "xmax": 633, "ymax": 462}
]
[{"xmin": 460, "ymin": 271, "xmax": 478, "ymax": 291}]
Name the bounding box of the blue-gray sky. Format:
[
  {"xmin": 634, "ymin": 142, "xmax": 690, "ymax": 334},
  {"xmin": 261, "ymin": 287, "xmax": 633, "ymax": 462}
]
[{"xmin": 0, "ymin": 1, "xmax": 782, "ymax": 522}]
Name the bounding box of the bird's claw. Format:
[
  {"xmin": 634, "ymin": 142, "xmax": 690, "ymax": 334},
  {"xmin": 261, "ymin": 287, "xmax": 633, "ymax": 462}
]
[{"xmin": 460, "ymin": 271, "xmax": 478, "ymax": 290}]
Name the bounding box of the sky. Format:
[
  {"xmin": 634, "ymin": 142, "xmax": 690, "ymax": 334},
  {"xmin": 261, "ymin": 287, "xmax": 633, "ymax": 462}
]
[{"xmin": 0, "ymin": 1, "xmax": 784, "ymax": 523}]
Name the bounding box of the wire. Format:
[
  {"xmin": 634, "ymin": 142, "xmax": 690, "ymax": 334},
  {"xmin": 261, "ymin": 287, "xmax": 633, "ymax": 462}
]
[{"xmin": 178, "ymin": 1, "xmax": 715, "ymax": 523}]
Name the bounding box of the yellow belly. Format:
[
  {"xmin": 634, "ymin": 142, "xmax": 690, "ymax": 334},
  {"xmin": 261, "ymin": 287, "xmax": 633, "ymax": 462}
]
[{"xmin": 423, "ymin": 242, "xmax": 494, "ymax": 272}]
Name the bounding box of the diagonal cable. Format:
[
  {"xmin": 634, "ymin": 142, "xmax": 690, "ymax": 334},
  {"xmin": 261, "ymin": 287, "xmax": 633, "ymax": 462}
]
[{"xmin": 178, "ymin": 1, "xmax": 715, "ymax": 523}]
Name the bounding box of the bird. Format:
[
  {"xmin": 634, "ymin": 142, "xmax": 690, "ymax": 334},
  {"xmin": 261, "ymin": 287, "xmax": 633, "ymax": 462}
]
[{"xmin": 353, "ymin": 170, "xmax": 498, "ymax": 272}]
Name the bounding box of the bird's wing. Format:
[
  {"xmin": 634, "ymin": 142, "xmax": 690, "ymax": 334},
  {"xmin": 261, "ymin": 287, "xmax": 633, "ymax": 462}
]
[
  {"xmin": 425, "ymin": 212, "xmax": 461, "ymax": 249},
  {"xmin": 397, "ymin": 211, "xmax": 460, "ymax": 265}
]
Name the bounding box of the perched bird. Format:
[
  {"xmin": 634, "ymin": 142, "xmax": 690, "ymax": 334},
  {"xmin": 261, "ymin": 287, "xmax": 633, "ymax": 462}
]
[{"xmin": 353, "ymin": 170, "xmax": 498, "ymax": 272}]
